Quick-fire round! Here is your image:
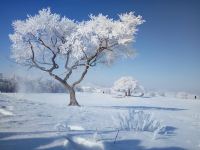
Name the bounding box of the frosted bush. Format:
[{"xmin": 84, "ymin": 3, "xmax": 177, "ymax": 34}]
[{"xmin": 118, "ymin": 110, "xmax": 162, "ymax": 132}]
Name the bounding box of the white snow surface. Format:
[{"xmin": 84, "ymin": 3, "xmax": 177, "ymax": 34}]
[
  {"xmin": 0, "ymin": 92, "xmax": 200, "ymax": 150},
  {"xmin": 0, "ymin": 108, "xmax": 14, "ymax": 116}
]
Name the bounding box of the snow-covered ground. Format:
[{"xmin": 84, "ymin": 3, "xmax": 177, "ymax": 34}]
[{"xmin": 0, "ymin": 92, "xmax": 200, "ymax": 150}]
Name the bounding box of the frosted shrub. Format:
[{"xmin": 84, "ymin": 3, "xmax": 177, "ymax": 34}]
[{"xmin": 118, "ymin": 110, "xmax": 162, "ymax": 132}]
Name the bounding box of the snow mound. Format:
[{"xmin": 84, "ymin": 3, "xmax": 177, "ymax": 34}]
[
  {"xmin": 55, "ymin": 123, "xmax": 85, "ymax": 131},
  {"xmin": 55, "ymin": 123, "xmax": 68, "ymax": 131},
  {"xmin": 64, "ymin": 137, "xmax": 104, "ymax": 150},
  {"xmin": 68, "ymin": 125, "xmax": 85, "ymax": 131},
  {"xmin": 0, "ymin": 108, "xmax": 14, "ymax": 116}
]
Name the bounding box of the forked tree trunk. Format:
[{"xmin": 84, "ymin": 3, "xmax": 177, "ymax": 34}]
[
  {"xmin": 53, "ymin": 77, "xmax": 80, "ymax": 106},
  {"xmin": 68, "ymin": 87, "xmax": 80, "ymax": 106}
]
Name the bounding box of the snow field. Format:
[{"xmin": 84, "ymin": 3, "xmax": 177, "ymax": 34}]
[{"xmin": 0, "ymin": 92, "xmax": 200, "ymax": 150}]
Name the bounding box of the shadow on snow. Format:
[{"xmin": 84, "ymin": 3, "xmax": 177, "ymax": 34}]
[
  {"xmin": 0, "ymin": 132, "xmax": 186, "ymax": 150},
  {"xmin": 92, "ymin": 106, "xmax": 186, "ymax": 111}
]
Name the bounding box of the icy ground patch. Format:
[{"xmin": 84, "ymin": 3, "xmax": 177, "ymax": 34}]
[
  {"xmin": 0, "ymin": 92, "xmax": 200, "ymax": 150},
  {"xmin": 0, "ymin": 108, "xmax": 14, "ymax": 116}
]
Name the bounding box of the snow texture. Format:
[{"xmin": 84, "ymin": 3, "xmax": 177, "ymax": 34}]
[
  {"xmin": 0, "ymin": 92, "xmax": 200, "ymax": 150},
  {"xmin": 0, "ymin": 108, "xmax": 14, "ymax": 116}
]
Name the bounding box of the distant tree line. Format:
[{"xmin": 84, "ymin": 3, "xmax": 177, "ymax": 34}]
[
  {"xmin": 0, "ymin": 78, "xmax": 17, "ymax": 92},
  {"xmin": 0, "ymin": 75, "xmax": 84, "ymax": 93},
  {"xmin": 16, "ymin": 78, "xmax": 66, "ymax": 93},
  {"xmin": 0, "ymin": 76, "xmax": 65, "ymax": 93}
]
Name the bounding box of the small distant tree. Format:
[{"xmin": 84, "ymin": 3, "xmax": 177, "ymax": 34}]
[
  {"xmin": 9, "ymin": 8, "xmax": 144, "ymax": 106},
  {"xmin": 113, "ymin": 76, "xmax": 143, "ymax": 97}
]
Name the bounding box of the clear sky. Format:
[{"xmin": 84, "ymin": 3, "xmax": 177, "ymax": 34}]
[{"xmin": 0, "ymin": 0, "xmax": 200, "ymax": 93}]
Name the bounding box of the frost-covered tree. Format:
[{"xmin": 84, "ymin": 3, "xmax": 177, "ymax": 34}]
[
  {"xmin": 113, "ymin": 76, "xmax": 144, "ymax": 97},
  {"xmin": 9, "ymin": 8, "xmax": 144, "ymax": 106}
]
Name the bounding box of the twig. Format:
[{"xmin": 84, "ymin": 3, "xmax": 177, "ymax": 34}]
[{"xmin": 114, "ymin": 129, "xmax": 119, "ymax": 144}]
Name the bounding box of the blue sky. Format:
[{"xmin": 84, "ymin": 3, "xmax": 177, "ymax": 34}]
[{"xmin": 0, "ymin": 0, "xmax": 200, "ymax": 93}]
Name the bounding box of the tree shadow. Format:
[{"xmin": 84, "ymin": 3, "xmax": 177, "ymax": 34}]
[
  {"xmin": 0, "ymin": 132, "xmax": 17, "ymax": 140},
  {"xmin": 94, "ymin": 106, "xmax": 186, "ymax": 111},
  {"xmin": 105, "ymin": 139, "xmax": 186, "ymax": 150},
  {"xmin": 0, "ymin": 135, "xmax": 65, "ymax": 150},
  {"xmin": 0, "ymin": 131, "xmax": 187, "ymax": 150}
]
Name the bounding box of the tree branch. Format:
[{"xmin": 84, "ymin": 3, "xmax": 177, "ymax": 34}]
[
  {"xmin": 72, "ymin": 62, "xmax": 90, "ymax": 88},
  {"xmin": 64, "ymin": 50, "xmax": 71, "ymax": 70},
  {"xmin": 29, "ymin": 41, "xmax": 49, "ymax": 72},
  {"xmin": 70, "ymin": 42, "xmax": 119, "ymax": 86},
  {"xmin": 28, "ymin": 35, "xmax": 119, "ymax": 91},
  {"xmin": 64, "ymin": 61, "xmax": 86, "ymax": 81},
  {"xmin": 28, "ymin": 40, "xmax": 72, "ymax": 90}
]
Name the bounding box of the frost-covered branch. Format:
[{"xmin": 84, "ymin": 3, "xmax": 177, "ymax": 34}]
[
  {"xmin": 9, "ymin": 8, "xmax": 144, "ymax": 105},
  {"xmin": 72, "ymin": 64, "xmax": 90, "ymax": 88}
]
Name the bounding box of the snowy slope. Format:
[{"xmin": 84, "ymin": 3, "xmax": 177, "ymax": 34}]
[{"xmin": 0, "ymin": 93, "xmax": 200, "ymax": 150}]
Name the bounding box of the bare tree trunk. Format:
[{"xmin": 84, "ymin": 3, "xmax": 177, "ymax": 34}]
[
  {"xmin": 127, "ymin": 89, "xmax": 131, "ymax": 96},
  {"xmin": 68, "ymin": 87, "xmax": 80, "ymax": 106}
]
